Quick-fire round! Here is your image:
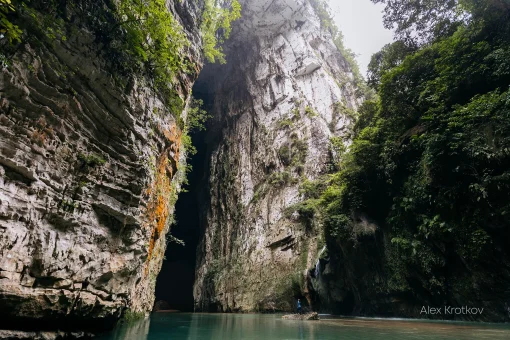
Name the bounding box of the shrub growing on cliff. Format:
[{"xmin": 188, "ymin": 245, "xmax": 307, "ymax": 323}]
[
  {"xmin": 309, "ymin": 0, "xmax": 368, "ymax": 96},
  {"xmin": 201, "ymin": 0, "xmax": 241, "ymax": 63},
  {"xmin": 186, "ymin": 97, "xmax": 211, "ymax": 133},
  {"xmin": 0, "ymin": 0, "xmax": 21, "ymax": 43},
  {"xmin": 78, "ymin": 153, "xmax": 106, "ymax": 169},
  {"xmin": 181, "ymin": 96, "xmax": 210, "ymax": 158},
  {"xmin": 305, "ymin": 106, "xmax": 318, "ymax": 118},
  {"xmin": 116, "ymin": 0, "xmax": 189, "ymax": 109},
  {"xmin": 12, "ymin": 0, "xmax": 241, "ymax": 118}
]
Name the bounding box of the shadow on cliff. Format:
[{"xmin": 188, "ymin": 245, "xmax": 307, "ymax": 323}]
[{"xmin": 154, "ymin": 80, "xmax": 212, "ymax": 312}]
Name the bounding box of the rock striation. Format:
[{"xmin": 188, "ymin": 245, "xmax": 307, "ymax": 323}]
[
  {"xmin": 193, "ymin": 0, "xmax": 361, "ymax": 312},
  {"xmin": 0, "ymin": 0, "xmax": 202, "ymax": 332}
]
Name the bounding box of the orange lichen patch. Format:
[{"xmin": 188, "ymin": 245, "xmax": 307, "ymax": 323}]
[
  {"xmin": 29, "ymin": 116, "xmax": 55, "ymax": 147},
  {"xmin": 163, "ymin": 124, "xmax": 182, "ymax": 162},
  {"xmin": 144, "ymin": 124, "xmax": 183, "ymax": 275}
]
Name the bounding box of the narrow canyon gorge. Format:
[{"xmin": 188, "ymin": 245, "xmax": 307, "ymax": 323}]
[{"xmin": 1, "ymin": 0, "xmax": 510, "ymax": 337}]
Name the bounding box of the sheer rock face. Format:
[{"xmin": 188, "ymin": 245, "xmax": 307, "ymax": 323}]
[
  {"xmin": 0, "ymin": 0, "xmax": 201, "ymax": 330},
  {"xmin": 193, "ymin": 0, "xmax": 360, "ymax": 312}
]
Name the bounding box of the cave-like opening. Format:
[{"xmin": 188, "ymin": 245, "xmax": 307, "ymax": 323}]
[{"xmin": 154, "ymin": 71, "xmax": 215, "ymax": 312}]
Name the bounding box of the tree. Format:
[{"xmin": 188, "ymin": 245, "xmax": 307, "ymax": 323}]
[
  {"xmin": 371, "ymin": 0, "xmax": 464, "ymax": 45},
  {"xmin": 316, "ymin": 0, "xmax": 510, "ymax": 313},
  {"xmin": 201, "ymin": 0, "xmax": 241, "ymax": 64},
  {"xmin": 367, "ymin": 41, "xmax": 415, "ymax": 89},
  {"xmin": 372, "ymin": 0, "xmax": 510, "ymax": 46}
]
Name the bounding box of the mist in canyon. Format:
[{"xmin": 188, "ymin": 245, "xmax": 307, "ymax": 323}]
[{"xmin": 1, "ymin": 0, "xmax": 510, "ymax": 338}]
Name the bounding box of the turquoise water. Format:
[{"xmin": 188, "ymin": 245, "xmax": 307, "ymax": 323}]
[{"xmin": 99, "ymin": 313, "xmax": 510, "ymax": 340}]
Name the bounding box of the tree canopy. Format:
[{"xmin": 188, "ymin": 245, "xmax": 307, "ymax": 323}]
[{"xmin": 298, "ymin": 0, "xmax": 510, "ymax": 309}]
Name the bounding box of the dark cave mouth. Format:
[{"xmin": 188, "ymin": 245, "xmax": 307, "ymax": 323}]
[{"xmin": 154, "ymin": 75, "xmax": 213, "ymax": 312}]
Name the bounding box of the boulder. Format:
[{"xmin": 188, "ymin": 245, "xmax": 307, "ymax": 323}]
[{"xmin": 282, "ymin": 312, "xmax": 320, "ymax": 320}]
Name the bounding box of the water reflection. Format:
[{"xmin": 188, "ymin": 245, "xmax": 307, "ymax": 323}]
[
  {"xmin": 106, "ymin": 316, "xmax": 151, "ymax": 340},
  {"xmin": 185, "ymin": 313, "xmax": 325, "ymax": 340},
  {"xmin": 99, "ymin": 313, "xmax": 510, "ymax": 340}
]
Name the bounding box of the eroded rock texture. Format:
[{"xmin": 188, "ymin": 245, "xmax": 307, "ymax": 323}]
[
  {"xmin": 0, "ymin": 0, "xmax": 202, "ymax": 331},
  {"xmin": 193, "ymin": 0, "xmax": 361, "ymax": 312}
]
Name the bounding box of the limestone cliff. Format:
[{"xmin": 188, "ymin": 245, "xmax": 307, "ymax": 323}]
[
  {"xmin": 0, "ymin": 0, "xmax": 202, "ymax": 331},
  {"xmin": 193, "ymin": 0, "xmax": 361, "ymax": 312}
]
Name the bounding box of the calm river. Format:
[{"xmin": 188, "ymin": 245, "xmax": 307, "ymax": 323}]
[{"xmin": 98, "ymin": 313, "xmax": 510, "ymax": 339}]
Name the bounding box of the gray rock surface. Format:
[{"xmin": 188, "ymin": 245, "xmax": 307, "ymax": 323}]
[
  {"xmin": 193, "ymin": 0, "xmax": 360, "ymax": 312},
  {"xmin": 0, "ymin": 330, "xmax": 92, "ymax": 339},
  {"xmin": 0, "ymin": 0, "xmax": 202, "ymax": 330}
]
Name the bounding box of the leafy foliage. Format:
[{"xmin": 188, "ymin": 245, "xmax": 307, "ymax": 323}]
[
  {"xmin": 201, "ymin": 0, "xmax": 241, "ymax": 64},
  {"xmin": 317, "ymin": 0, "xmax": 510, "ymax": 305},
  {"xmin": 116, "ymin": 0, "xmax": 189, "ymax": 92},
  {"xmin": 0, "ymin": 0, "xmax": 21, "ymax": 43},
  {"xmin": 182, "ymin": 96, "xmax": 211, "ymax": 157},
  {"xmin": 371, "ymin": 0, "xmax": 465, "ymax": 46},
  {"xmin": 186, "ymin": 97, "xmax": 211, "ymax": 133},
  {"xmin": 78, "ymin": 153, "xmax": 107, "ymax": 169},
  {"xmin": 9, "ymin": 0, "xmax": 241, "ymax": 113},
  {"xmin": 372, "ymin": 0, "xmax": 510, "ymax": 47},
  {"xmin": 367, "ymin": 41, "xmax": 415, "ymax": 89}
]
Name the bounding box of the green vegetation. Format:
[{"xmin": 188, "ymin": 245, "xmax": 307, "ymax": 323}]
[
  {"xmin": 309, "ymin": 0, "xmax": 371, "ymax": 98},
  {"xmin": 123, "ymin": 309, "xmax": 146, "ymax": 323},
  {"xmin": 201, "ymin": 0, "xmax": 241, "ymax": 63},
  {"xmin": 329, "ymin": 100, "xmax": 357, "ymax": 134},
  {"xmin": 7, "ymin": 0, "xmax": 240, "ymax": 123},
  {"xmin": 116, "ymin": 0, "xmax": 189, "ymax": 91},
  {"xmin": 284, "ymin": 177, "xmax": 327, "ymax": 227},
  {"xmin": 292, "ymin": 107, "xmax": 301, "ymax": 119},
  {"xmin": 366, "ymin": 40, "xmax": 415, "ymax": 89},
  {"xmin": 277, "ymin": 117, "xmax": 294, "ymax": 130},
  {"xmin": 328, "ymin": 136, "xmax": 346, "ymax": 169},
  {"xmin": 268, "ymin": 171, "xmax": 296, "ymax": 187},
  {"xmin": 310, "ymin": 0, "xmax": 510, "ymax": 302},
  {"xmin": 182, "ymin": 96, "xmax": 211, "ymax": 157},
  {"xmin": 179, "ymin": 96, "xmax": 211, "ymax": 192},
  {"xmin": 305, "ymin": 106, "xmax": 318, "ymax": 118},
  {"xmin": 60, "ymin": 199, "xmax": 77, "ymax": 213},
  {"xmin": 372, "ymin": 0, "xmax": 466, "ymax": 46},
  {"xmin": 0, "ymin": 0, "xmax": 21, "ymax": 43},
  {"xmin": 78, "ymin": 153, "xmax": 106, "ymax": 169},
  {"xmin": 334, "ymin": 100, "xmax": 357, "ymax": 121},
  {"xmin": 166, "ymin": 233, "xmax": 185, "ymax": 247},
  {"xmin": 278, "ymin": 134, "xmax": 308, "ymax": 168}
]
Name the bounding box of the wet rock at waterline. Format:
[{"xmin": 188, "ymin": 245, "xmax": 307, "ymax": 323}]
[
  {"xmin": 282, "ymin": 312, "xmax": 320, "ymax": 320},
  {"xmin": 0, "ymin": 330, "xmax": 92, "ymax": 340}
]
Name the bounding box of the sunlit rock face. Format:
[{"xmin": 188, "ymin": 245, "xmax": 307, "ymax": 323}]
[
  {"xmin": 0, "ymin": 0, "xmax": 202, "ymax": 330},
  {"xmin": 193, "ymin": 0, "xmax": 361, "ymax": 312}
]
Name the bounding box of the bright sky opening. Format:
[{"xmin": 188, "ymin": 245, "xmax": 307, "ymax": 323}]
[{"xmin": 328, "ymin": 0, "xmax": 394, "ymax": 77}]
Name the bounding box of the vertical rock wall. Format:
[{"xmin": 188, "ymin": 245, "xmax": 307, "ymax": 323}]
[
  {"xmin": 194, "ymin": 0, "xmax": 361, "ymax": 312},
  {"xmin": 0, "ymin": 0, "xmax": 202, "ymax": 330}
]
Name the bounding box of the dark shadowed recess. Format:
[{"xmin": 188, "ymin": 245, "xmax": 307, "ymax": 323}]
[{"xmin": 154, "ymin": 73, "xmax": 214, "ymax": 312}]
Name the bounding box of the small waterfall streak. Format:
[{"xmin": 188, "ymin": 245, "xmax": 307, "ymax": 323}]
[{"xmin": 314, "ymin": 246, "xmax": 326, "ymax": 278}]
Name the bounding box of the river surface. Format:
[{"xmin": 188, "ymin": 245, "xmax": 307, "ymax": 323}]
[{"xmin": 98, "ymin": 313, "xmax": 510, "ymax": 340}]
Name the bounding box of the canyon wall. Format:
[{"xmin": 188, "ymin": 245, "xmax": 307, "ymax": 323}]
[
  {"xmin": 0, "ymin": 0, "xmax": 202, "ymax": 331},
  {"xmin": 193, "ymin": 0, "xmax": 361, "ymax": 312}
]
